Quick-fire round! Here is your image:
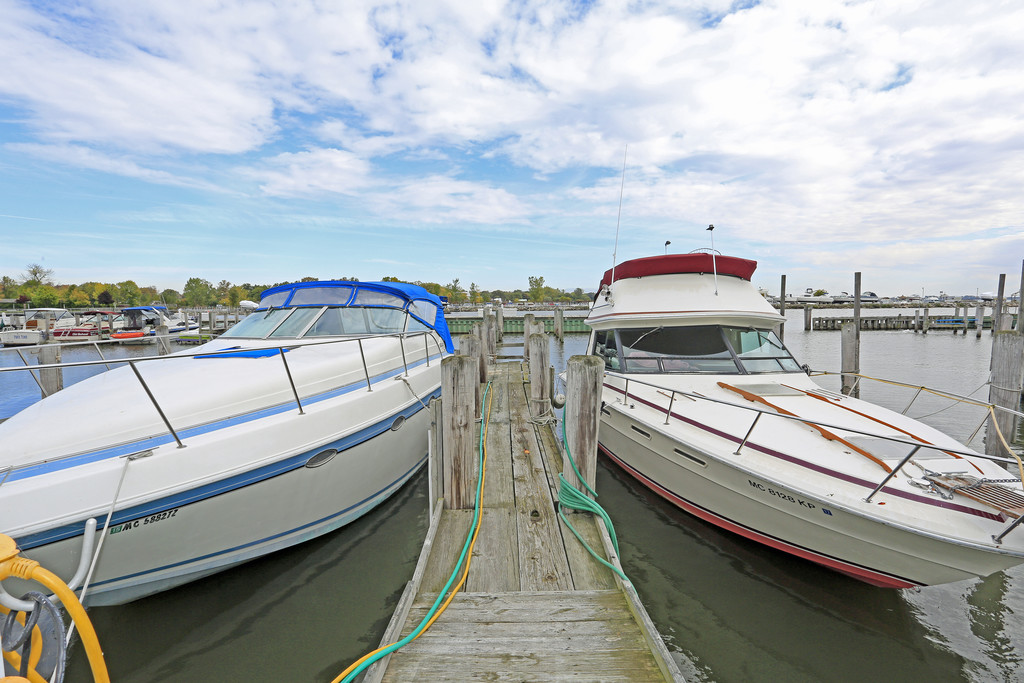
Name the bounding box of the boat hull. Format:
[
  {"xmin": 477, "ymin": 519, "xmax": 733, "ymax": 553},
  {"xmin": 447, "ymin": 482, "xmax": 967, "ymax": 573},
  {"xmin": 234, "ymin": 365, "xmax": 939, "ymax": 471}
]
[
  {"xmin": 598, "ymin": 403, "xmax": 1024, "ymax": 588},
  {"xmin": 7, "ymin": 385, "xmax": 435, "ymax": 606}
]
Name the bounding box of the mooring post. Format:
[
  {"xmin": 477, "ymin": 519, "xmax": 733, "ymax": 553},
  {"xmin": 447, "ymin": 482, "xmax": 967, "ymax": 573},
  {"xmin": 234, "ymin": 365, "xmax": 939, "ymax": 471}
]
[
  {"xmin": 993, "ymin": 274, "xmax": 1007, "ymax": 335},
  {"xmin": 563, "ymin": 355, "xmax": 603, "ymax": 499},
  {"xmin": 922, "ymin": 306, "xmax": 930, "ymax": 334},
  {"xmin": 554, "ymin": 308, "xmax": 564, "ymax": 342},
  {"xmin": 803, "ymin": 307, "xmax": 812, "ymax": 331},
  {"xmin": 428, "ymin": 391, "xmax": 443, "ymax": 507},
  {"xmin": 441, "ymin": 355, "xmax": 479, "ymax": 510},
  {"xmin": 495, "ymin": 305, "xmax": 504, "ymax": 341},
  {"xmin": 156, "ymin": 324, "xmax": 171, "ymax": 355},
  {"xmin": 779, "ymin": 275, "xmax": 787, "ymax": 341},
  {"xmin": 37, "ymin": 344, "xmax": 63, "ymax": 397},
  {"xmin": 853, "ymin": 272, "xmax": 862, "ymax": 336},
  {"xmin": 976, "ymin": 305, "xmax": 985, "ymax": 338},
  {"xmin": 841, "ymin": 321, "xmax": 859, "ymax": 398},
  {"xmin": 986, "ymin": 330, "xmax": 1024, "ymax": 460},
  {"xmin": 528, "ymin": 332, "xmax": 551, "ymax": 417},
  {"xmin": 484, "ymin": 308, "xmax": 497, "ymax": 358},
  {"xmin": 459, "ymin": 333, "xmax": 484, "ymax": 416},
  {"xmin": 522, "ymin": 314, "xmax": 536, "ymax": 361}
]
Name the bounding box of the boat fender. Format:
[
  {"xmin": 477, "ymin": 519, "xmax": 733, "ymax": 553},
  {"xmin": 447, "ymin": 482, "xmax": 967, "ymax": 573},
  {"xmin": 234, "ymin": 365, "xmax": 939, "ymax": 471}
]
[{"xmin": 551, "ymin": 392, "xmax": 566, "ymax": 409}]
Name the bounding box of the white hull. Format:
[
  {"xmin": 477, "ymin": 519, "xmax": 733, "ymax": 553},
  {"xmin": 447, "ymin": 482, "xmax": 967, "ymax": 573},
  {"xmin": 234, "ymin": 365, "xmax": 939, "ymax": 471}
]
[
  {"xmin": 599, "ymin": 404, "xmax": 1022, "ymax": 586},
  {"xmin": 585, "ymin": 253, "xmax": 1024, "ymax": 587},
  {"xmin": 10, "ymin": 399, "xmax": 430, "ymax": 605},
  {"xmin": 0, "ymin": 329, "xmax": 44, "ymax": 346},
  {"xmin": 3, "ymin": 295, "xmax": 450, "ymax": 606}
]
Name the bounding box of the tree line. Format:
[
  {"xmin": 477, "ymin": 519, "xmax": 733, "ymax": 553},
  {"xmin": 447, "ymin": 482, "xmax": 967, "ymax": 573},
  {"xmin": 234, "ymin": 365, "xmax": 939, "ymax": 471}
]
[{"xmin": 1, "ymin": 264, "xmax": 592, "ymax": 309}]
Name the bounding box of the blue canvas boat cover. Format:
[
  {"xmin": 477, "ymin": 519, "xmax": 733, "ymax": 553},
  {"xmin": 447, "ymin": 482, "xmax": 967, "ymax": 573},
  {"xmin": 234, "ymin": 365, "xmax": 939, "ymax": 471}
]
[{"xmin": 257, "ymin": 280, "xmax": 453, "ymax": 353}]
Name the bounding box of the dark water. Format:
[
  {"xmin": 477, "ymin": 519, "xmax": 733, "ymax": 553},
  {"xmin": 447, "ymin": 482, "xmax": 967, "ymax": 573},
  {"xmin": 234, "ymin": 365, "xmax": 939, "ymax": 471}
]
[{"xmin": 4, "ymin": 312, "xmax": 1022, "ymax": 682}]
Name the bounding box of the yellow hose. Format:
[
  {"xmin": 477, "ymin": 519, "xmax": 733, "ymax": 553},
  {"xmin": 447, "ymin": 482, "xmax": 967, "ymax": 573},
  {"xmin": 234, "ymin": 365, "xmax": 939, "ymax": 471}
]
[
  {"xmin": 0, "ymin": 535, "xmax": 110, "ymax": 683},
  {"xmin": 331, "ymin": 382, "xmax": 495, "ymax": 683}
]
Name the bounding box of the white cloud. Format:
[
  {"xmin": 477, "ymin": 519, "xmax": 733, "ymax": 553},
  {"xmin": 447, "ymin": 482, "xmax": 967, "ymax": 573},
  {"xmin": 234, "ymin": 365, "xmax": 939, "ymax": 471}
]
[
  {"xmin": 252, "ymin": 148, "xmax": 374, "ymax": 197},
  {"xmin": 0, "ymin": 0, "xmax": 1022, "ymax": 293}
]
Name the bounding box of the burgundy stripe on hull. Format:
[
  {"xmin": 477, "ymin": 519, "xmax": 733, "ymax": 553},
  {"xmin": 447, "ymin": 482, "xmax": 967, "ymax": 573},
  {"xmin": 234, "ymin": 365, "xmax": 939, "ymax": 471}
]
[{"xmin": 600, "ymin": 444, "xmax": 920, "ymax": 589}]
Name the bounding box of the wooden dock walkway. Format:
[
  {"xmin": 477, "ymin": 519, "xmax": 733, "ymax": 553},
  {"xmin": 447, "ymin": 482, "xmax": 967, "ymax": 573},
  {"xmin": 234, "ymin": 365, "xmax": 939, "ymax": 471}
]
[{"xmin": 363, "ymin": 360, "xmax": 681, "ymax": 682}]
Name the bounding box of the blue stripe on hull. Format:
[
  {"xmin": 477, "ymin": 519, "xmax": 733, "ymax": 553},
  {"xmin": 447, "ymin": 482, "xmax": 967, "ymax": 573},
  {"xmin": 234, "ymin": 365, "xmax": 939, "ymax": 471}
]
[
  {"xmin": 15, "ymin": 387, "xmax": 440, "ymax": 550},
  {"xmin": 9, "ymin": 353, "xmax": 442, "ymax": 483}
]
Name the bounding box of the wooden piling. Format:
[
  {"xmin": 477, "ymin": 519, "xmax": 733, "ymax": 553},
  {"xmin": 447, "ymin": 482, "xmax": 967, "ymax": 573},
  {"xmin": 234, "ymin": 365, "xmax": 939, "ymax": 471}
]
[
  {"xmin": 853, "ymin": 272, "xmax": 862, "ymax": 337},
  {"xmin": 459, "ymin": 334, "xmax": 485, "ymax": 413},
  {"xmin": 37, "ymin": 344, "xmax": 63, "ymax": 397},
  {"xmin": 803, "ymin": 307, "xmax": 812, "ymax": 331},
  {"xmin": 156, "ymin": 325, "xmax": 171, "ymax": 355},
  {"xmin": 841, "ymin": 322, "xmax": 859, "ymax": 398},
  {"xmin": 993, "ymin": 274, "xmax": 1007, "ymax": 334},
  {"xmin": 986, "ymin": 330, "xmax": 1024, "ymax": 459},
  {"xmin": 779, "ymin": 275, "xmax": 787, "ymax": 341},
  {"xmin": 522, "ymin": 314, "xmax": 536, "ymax": 361},
  {"xmin": 441, "ymin": 355, "xmax": 479, "ymax": 510},
  {"xmin": 528, "ymin": 333, "xmax": 551, "ymax": 417},
  {"xmin": 554, "ymin": 308, "xmax": 564, "ymax": 341},
  {"xmin": 562, "ymin": 355, "xmax": 603, "ymax": 499}
]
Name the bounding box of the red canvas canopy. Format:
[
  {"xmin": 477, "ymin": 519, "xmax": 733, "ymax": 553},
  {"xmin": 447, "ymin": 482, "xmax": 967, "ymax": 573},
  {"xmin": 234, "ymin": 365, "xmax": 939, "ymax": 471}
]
[{"xmin": 599, "ymin": 253, "xmax": 757, "ymax": 289}]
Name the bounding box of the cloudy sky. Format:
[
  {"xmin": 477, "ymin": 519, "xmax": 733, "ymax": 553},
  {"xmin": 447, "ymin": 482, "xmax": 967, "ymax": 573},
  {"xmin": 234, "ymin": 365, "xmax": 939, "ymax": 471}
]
[{"xmin": 1, "ymin": 0, "xmax": 1021, "ymax": 298}]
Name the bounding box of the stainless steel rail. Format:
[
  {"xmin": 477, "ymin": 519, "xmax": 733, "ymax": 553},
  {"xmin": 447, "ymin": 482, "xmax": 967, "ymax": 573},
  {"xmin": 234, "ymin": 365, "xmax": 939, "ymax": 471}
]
[
  {"xmin": 603, "ymin": 370, "xmax": 1024, "ymax": 542},
  {"xmin": 0, "ymin": 331, "xmax": 447, "ymax": 476}
]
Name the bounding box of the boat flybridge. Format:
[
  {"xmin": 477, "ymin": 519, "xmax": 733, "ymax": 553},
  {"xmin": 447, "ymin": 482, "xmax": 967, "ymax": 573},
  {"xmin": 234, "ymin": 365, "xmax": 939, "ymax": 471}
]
[
  {"xmin": 1, "ymin": 280, "xmax": 453, "ymax": 606},
  {"xmin": 586, "ymin": 252, "xmax": 1024, "ymax": 587}
]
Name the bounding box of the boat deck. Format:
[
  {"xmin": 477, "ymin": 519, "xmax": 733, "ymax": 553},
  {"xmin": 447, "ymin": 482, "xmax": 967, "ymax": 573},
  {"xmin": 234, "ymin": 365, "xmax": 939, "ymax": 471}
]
[{"xmin": 364, "ymin": 361, "xmax": 680, "ymax": 681}]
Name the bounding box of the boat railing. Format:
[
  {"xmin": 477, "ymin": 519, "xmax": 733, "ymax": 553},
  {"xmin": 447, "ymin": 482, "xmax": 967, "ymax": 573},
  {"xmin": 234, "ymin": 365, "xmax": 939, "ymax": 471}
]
[
  {"xmin": 0, "ymin": 331, "xmax": 448, "ymax": 460},
  {"xmin": 605, "ymin": 370, "xmax": 1024, "ymax": 543}
]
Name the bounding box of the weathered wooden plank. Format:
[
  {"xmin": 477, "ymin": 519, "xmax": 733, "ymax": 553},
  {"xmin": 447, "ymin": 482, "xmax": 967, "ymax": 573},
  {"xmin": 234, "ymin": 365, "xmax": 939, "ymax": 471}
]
[
  {"xmin": 533, "ymin": 408, "xmax": 618, "ymax": 591},
  {"xmin": 420, "ymin": 510, "xmax": 474, "ymax": 593},
  {"xmin": 383, "ymin": 651, "xmax": 663, "ymax": 681},
  {"xmin": 507, "ymin": 369, "xmax": 573, "ymax": 591},
  {"xmin": 465, "ymin": 506, "xmax": 519, "ymax": 593},
  {"xmin": 409, "ymin": 589, "xmax": 633, "ymax": 618}
]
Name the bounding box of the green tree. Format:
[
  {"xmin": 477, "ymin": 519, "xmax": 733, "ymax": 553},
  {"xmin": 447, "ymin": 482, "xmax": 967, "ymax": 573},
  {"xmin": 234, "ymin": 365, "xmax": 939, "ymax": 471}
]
[
  {"xmin": 469, "ymin": 283, "xmax": 480, "ymax": 304},
  {"xmin": 160, "ymin": 289, "xmax": 181, "ymax": 306},
  {"xmin": 528, "ymin": 276, "xmax": 546, "ymax": 302},
  {"xmin": 445, "ymin": 278, "xmax": 466, "ymax": 304},
  {"xmin": 227, "ymin": 286, "xmax": 248, "ymax": 308},
  {"xmin": 182, "ymin": 277, "xmax": 216, "ymax": 306},
  {"xmin": 29, "ymin": 284, "xmax": 62, "ymax": 307},
  {"xmin": 117, "ymin": 281, "xmax": 142, "ymax": 306},
  {"xmin": 216, "ymin": 280, "xmax": 232, "ymax": 302},
  {"xmin": 2, "ymin": 275, "xmax": 19, "ymax": 298},
  {"xmin": 97, "ymin": 290, "xmax": 114, "ymax": 306},
  {"xmin": 68, "ymin": 289, "xmax": 91, "ymax": 307}
]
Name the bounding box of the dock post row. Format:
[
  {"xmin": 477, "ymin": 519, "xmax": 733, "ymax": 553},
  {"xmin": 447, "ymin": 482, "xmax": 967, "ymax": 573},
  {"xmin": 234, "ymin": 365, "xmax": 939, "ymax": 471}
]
[{"xmin": 363, "ymin": 327, "xmax": 682, "ymax": 681}]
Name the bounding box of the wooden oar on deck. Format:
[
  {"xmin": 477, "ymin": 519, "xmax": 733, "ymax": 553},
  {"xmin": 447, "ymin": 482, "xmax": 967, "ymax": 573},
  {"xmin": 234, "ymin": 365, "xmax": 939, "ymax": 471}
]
[{"xmin": 717, "ymin": 382, "xmax": 893, "ymax": 474}]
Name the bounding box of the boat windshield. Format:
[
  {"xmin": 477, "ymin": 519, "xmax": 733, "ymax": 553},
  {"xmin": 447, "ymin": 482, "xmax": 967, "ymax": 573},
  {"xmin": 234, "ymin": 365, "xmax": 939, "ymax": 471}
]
[
  {"xmin": 598, "ymin": 325, "xmax": 802, "ymax": 374},
  {"xmin": 220, "ymin": 305, "xmax": 420, "ymax": 339}
]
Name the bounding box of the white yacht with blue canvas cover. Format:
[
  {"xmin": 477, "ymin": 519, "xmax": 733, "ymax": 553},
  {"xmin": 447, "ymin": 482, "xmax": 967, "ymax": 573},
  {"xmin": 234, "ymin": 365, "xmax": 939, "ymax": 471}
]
[{"xmin": 0, "ymin": 280, "xmax": 452, "ymax": 606}]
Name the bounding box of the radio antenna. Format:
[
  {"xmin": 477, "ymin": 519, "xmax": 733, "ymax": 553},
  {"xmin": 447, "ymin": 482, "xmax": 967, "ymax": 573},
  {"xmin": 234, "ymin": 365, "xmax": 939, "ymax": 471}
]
[
  {"xmin": 707, "ymin": 224, "xmax": 718, "ymax": 295},
  {"xmin": 610, "ymin": 145, "xmax": 627, "ymax": 284}
]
